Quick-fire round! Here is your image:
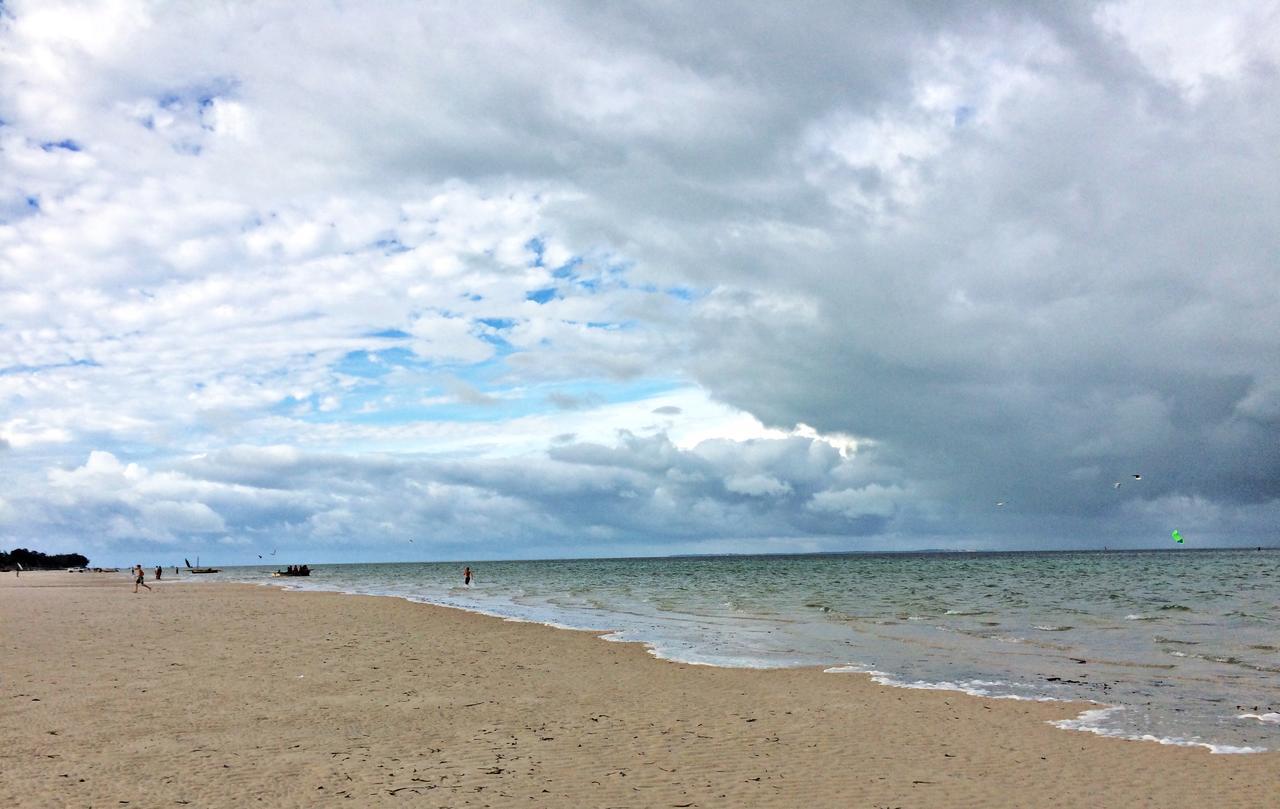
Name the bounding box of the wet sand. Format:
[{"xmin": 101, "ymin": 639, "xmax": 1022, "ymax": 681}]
[{"xmin": 2, "ymin": 571, "xmax": 1277, "ymax": 807}]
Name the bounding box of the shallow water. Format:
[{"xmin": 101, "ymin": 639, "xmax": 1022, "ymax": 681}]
[{"xmin": 199, "ymin": 549, "xmax": 1280, "ymax": 752}]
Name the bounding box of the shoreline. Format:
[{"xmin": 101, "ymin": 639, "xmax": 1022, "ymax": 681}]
[
  {"xmin": 202, "ymin": 564, "xmax": 1279, "ymax": 755},
  {"xmin": 3, "ymin": 571, "xmax": 1278, "ymax": 807}
]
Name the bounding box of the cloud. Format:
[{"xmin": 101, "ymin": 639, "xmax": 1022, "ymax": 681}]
[
  {"xmin": 1, "ymin": 1, "xmax": 1277, "ymax": 560},
  {"xmin": 7, "ymin": 428, "xmax": 911, "ymax": 561}
]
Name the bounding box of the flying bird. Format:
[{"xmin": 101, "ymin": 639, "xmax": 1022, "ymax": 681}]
[
  {"xmin": 996, "ymin": 501, "xmax": 1006, "ymax": 507},
  {"xmin": 1132, "ymin": 474, "xmax": 1142, "ymax": 480},
  {"xmin": 1114, "ymin": 482, "xmax": 1122, "ymax": 489}
]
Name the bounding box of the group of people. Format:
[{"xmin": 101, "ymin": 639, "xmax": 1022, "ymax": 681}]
[
  {"xmin": 131, "ymin": 564, "xmax": 171, "ymax": 591},
  {"xmin": 285, "ymin": 564, "xmax": 310, "ymax": 574}
]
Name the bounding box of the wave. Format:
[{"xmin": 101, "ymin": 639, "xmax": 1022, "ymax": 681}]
[
  {"xmin": 824, "ymin": 666, "xmax": 1055, "ymax": 702},
  {"xmin": 1237, "ymin": 713, "xmax": 1280, "ymax": 724},
  {"xmin": 1051, "ymin": 708, "xmax": 1266, "ymax": 754},
  {"xmin": 1032, "ymin": 624, "xmax": 1073, "ymax": 632},
  {"xmin": 1190, "ymin": 654, "xmax": 1280, "ymax": 674}
]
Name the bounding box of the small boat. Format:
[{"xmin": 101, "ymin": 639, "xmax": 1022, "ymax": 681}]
[
  {"xmin": 272, "ymin": 565, "xmax": 311, "ymax": 577},
  {"xmin": 184, "ymin": 557, "xmax": 221, "ymax": 574}
]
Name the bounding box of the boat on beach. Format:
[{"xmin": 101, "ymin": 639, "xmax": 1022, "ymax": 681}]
[{"xmin": 272, "ymin": 565, "xmax": 311, "ymax": 577}]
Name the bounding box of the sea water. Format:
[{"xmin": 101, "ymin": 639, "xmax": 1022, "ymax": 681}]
[{"xmin": 197, "ymin": 549, "xmax": 1280, "ymax": 753}]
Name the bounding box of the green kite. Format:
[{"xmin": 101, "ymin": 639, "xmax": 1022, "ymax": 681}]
[{"xmin": 1172, "ymin": 529, "xmax": 1184, "ymax": 544}]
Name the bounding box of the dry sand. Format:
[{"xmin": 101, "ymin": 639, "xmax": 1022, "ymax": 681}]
[{"xmin": 2, "ymin": 571, "xmax": 1277, "ymax": 808}]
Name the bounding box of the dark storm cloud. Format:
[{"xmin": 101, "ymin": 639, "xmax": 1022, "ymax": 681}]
[{"xmin": 4, "ymin": 1, "xmax": 1277, "ymax": 555}]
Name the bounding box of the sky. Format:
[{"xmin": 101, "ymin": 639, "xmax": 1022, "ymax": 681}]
[{"xmin": 2, "ymin": 1, "xmax": 1279, "ymax": 566}]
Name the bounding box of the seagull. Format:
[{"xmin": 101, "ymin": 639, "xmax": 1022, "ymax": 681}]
[
  {"xmin": 996, "ymin": 501, "xmax": 1006, "ymax": 507},
  {"xmin": 1132, "ymin": 474, "xmax": 1142, "ymax": 480},
  {"xmin": 1114, "ymin": 482, "xmax": 1122, "ymax": 489}
]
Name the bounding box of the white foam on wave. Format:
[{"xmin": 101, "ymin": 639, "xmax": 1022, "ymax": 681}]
[
  {"xmin": 1124, "ymin": 614, "xmax": 1158, "ymax": 621},
  {"xmin": 1052, "ymin": 707, "xmax": 1267, "ymax": 754},
  {"xmin": 824, "ymin": 665, "xmax": 1056, "ymax": 702},
  {"xmin": 1237, "ymin": 713, "xmax": 1280, "ymax": 724}
]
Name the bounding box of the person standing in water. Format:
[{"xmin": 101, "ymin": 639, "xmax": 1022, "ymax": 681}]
[
  {"xmin": 463, "ymin": 566, "xmax": 472, "ymax": 586},
  {"xmin": 133, "ymin": 565, "xmax": 152, "ymax": 593}
]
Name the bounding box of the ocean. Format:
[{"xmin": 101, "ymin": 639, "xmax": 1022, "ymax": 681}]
[{"xmin": 194, "ymin": 548, "xmax": 1280, "ymax": 753}]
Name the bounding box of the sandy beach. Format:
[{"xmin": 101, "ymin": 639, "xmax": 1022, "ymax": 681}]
[{"xmin": 2, "ymin": 572, "xmax": 1277, "ymax": 808}]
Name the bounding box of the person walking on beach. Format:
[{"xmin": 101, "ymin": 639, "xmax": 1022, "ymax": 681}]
[
  {"xmin": 155, "ymin": 565, "xmax": 162, "ymax": 580},
  {"xmin": 133, "ymin": 564, "xmax": 152, "ymax": 593},
  {"xmin": 463, "ymin": 566, "xmax": 472, "ymax": 586}
]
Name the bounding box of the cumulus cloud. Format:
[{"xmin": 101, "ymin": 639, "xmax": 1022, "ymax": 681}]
[
  {"xmin": 1, "ymin": 1, "xmax": 1277, "ymax": 560},
  {"xmin": 7, "ymin": 431, "xmax": 909, "ymax": 561}
]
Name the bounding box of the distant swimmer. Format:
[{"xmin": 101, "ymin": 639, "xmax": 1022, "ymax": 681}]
[{"xmin": 463, "ymin": 566, "xmax": 472, "ymax": 586}]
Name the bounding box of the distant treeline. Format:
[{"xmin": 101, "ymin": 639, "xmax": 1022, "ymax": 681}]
[{"xmin": 1, "ymin": 548, "xmax": 90, "ymax": 570}]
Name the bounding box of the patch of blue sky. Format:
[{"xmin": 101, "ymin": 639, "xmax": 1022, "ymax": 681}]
[
  {"xmin": 363, "ymin": 328, "xmax": 411, "ymax": 339},
  {"xmin": 525, "ymin": 287, "xmax": 558, "ymax": 304},
  {"xmin": 535, "ymin": 376, "xmax": 681, "ymax": 407},
  {"xmin": 158, "ymin": 77, "xmax": 240, "ymax": 111},
  {"xmin": 1, "ymin": 194, "xmax": 41, "ymax": 223},
  {"xmin": 309, "ymin": 375, "xmax": 684, "ymax": 428},
  {"xmin": 663, "ymin": 285, "xmax": 705, "ymax": 302},
  {"xmin": 954, "ymin": 105, "xmax": 975, "ymax": 126},
  {"xmin": 365, "ymin": 237, "xmax": 410, "ymax": 255},
  {"xmin": 525, "ymin": 235, "xmax": 546, "ymax": 267},
  {"xmin": 0, "ymin": 358, "xmax": 99, "ymax": 376},
  {"xmin": 40, "ymin": 139, "xmax": 81, "ymax": 152},
  {"xmin": 626, "ymin": 281, "xmax": 707, "ymax": 303},
  {"xmin": 333, "ymin": 347, "xmax": 419, "ymax": 379},
  {"xmin": 476, "ymin": 331, "xmax": 514, "ymax": 355},
  {"xmin": 551, "ymin": 256, "xmax": 583, "ymax": 279}
]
